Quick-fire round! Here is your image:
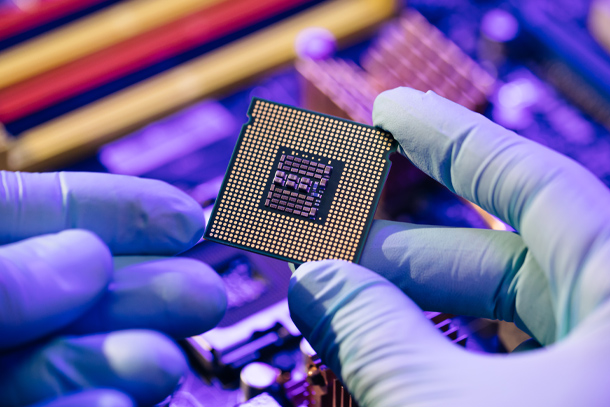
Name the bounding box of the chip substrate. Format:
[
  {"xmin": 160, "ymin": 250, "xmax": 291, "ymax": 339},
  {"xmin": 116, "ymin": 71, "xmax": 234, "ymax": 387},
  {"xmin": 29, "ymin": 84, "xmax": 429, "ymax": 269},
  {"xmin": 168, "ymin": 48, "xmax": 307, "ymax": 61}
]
[{"xmin": 204, "ymin": 98, "xmax": 396, "ymax": 265}]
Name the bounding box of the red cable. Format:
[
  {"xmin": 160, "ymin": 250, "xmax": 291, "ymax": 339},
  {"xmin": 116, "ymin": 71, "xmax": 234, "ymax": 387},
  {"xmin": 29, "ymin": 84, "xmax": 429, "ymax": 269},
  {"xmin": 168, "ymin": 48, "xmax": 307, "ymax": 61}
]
[
  {"xmin": 0, "ymin": 0, "xmax": 107, "ymax": 40},
  {"xmin": 0, "ymin": 0, "xmax": 311, "ymax": 122}
]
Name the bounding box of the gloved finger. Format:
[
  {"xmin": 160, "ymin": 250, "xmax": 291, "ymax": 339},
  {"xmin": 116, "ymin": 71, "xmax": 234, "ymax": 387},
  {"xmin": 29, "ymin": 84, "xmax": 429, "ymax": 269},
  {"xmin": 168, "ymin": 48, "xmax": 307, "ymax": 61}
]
[
  {"xmin": 361, "ymin": 220, "xmax": 556, "ymax": 345},
  {"xmin": 0, "ymin": 171, "xmax": 204, "ymax": 255},
  {"xmin": 27, "ymin": 389, "xmax": 134, "ymax": 407},
  {"xmin": 0, "ymin": 330, "xmax": 186, "ymax": 407},
  {"xmin": 289, "ymin": 261, "xmax": 610, "ymax": 407},
  {"xmin": 373, "ymin": 88, "xmax": 610, "ymax": 336},
  {"xmin": 0, "ymin": 230, "xmax": 112, "ymax": 350},
  {"xmin": 64, "ymin": 257, "xmax": 227, "ymax": 338},
  {"xmin": 288, "ymin": 260, "xmax": 468, "ymax": 406}
]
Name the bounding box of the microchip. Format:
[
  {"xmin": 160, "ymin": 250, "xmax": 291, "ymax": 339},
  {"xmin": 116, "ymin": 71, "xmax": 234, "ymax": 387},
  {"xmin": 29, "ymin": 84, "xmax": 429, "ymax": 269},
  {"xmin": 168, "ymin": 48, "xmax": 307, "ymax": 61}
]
[{"xmin": 204, "ymin": 98, "xmax": 396, "ymax": 264}]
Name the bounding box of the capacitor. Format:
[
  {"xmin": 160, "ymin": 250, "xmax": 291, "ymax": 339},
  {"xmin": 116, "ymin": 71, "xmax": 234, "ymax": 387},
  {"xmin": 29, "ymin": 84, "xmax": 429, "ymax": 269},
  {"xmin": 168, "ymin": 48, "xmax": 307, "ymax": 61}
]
[
  {"xmin": 240, "ymin": 362, "xmax": 279, "ymax": 401},
  {"xmin": 479, "ymin": 9, "xmax": 519, "ymax": 69}
]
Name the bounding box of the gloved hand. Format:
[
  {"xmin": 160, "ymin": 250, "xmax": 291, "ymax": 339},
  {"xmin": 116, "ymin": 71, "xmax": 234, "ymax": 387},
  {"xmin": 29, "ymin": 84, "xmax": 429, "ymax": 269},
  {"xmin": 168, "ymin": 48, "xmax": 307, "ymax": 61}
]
[
  {"xmin": 0, "ymin": 172, "xmax": 227, "ymax": 407},
  {"xmin": 288, "ymin": 88, "xmax": 610, "ymax": 406}
]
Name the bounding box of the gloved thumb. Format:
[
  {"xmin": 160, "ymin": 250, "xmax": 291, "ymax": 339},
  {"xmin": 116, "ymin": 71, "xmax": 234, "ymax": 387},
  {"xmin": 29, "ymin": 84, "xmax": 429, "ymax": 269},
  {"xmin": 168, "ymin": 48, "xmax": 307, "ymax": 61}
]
[{"xmin": 288, "ymin": 260, "xmax": 466, "ymax": 406}]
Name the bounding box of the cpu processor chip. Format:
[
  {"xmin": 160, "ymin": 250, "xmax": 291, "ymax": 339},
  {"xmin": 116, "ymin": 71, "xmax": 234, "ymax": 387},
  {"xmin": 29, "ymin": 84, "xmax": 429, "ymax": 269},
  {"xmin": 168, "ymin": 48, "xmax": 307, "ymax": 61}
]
[{"xmin": 204, "ymin": 98, "xmax": 396, "ymax": 264}]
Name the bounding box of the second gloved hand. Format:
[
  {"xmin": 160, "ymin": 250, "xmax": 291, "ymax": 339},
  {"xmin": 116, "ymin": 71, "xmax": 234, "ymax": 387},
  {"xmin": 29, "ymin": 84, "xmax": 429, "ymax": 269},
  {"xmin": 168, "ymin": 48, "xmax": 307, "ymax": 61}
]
[
  {"xmin": 0, "ymin": 172, "xmax": 227, "ymax": 407},
  {"xmin": 289, "ymin": 88, "xmax": 610, "ymax": 407}
]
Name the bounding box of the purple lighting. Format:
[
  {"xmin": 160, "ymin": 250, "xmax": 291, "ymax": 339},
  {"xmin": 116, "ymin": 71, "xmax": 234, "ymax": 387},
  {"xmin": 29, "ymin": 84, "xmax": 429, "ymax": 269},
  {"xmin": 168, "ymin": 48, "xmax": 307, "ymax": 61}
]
[
  {"xmin": 294, "ymin": 27, "xmax": 337, "ymax": 60},
  {"xmin": 99, "ymin": 101, "xmax": 236, "ymax": 176},
  {"xmin": 481, "ymin": 9, "xmax": 519, "ymax": 43}
]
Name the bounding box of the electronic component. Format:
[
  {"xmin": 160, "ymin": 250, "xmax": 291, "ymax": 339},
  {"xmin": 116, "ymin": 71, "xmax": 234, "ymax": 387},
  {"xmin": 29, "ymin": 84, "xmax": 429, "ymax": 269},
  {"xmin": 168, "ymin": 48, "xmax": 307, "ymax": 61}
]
[
  {"xmin": 181, "ymin": 240, "xmax": 297, "ymax": 384},
  {"xmin": 293, "ymin": 313, "xmax": 466, "ymax": 407},
  {"xmin": 99, "ymin": 100, "xmax": 237, "ymax": 179},
  {"xmin": 362, "ymin": 10, "xmax": 495, "ymax": 113},
  {"xmin": 510, "ymin": 0, "xmax": 610, "ymax": 131},
  {"xmin": 180, "ymin": 239, "xmax": 291, "ymax": 328},
  {"xmin": 297, "ymin": 10, "xmax": 495, "ymax": 129},
  {"xmin": 265, "ymin": 154, "xmax": 337, "ymax": 221},
  {"xmin": 180, "ymin": 239, "xmax": 302, "ymax": 403},
  {"xmin": 240, "ymin": 362, "xmax": 280, "ymax": 401},
  {"xmin": 204, "ymin": 98, "xmax": 396, "ymax": 264},
  {"xmin": 185, "ymin": 299, "xmax": 301, "ymax": 385},
  {"xmin": 297, "ymin": 57, "xmax": 381, "ymax": 125},
  {"xmin": 295, "ymin": 10, "xmax": 499, "ymax": 230},
  {"xmin": 180, "ymin": 237, "xmax": 467, "ymax": 405},
  {"xmin": 182, "ymin": 301, "xmax": 466, "ymax": 406}
]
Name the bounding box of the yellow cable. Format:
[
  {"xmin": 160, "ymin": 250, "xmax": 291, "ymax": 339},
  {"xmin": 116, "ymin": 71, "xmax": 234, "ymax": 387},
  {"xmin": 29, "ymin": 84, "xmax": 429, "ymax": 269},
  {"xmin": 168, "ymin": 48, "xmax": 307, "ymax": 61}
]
[
  {"xmin": 8, "ymin": 0, "xmax": 397, "ymax": 171},
  {"xmin": 0, "ymin": 0, "xmax": 227, "ymax": 90}
]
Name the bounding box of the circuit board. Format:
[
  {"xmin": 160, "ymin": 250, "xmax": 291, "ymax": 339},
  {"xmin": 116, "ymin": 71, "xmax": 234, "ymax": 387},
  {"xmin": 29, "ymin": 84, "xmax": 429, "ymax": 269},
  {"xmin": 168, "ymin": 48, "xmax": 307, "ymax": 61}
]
[{"xmin": 204, "ymin": 98, "xmax": 396, "ymax": 264}]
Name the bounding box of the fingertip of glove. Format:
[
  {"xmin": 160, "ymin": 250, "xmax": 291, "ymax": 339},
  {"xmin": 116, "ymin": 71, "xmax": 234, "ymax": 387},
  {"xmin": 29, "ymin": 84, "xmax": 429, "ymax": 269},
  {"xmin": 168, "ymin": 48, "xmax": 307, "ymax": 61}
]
[
  {"xmin": 56, "ymin": 229, "xmax": 113, "ymax": 281},
  {"xmin": 372, "ymin": 87, "xmax": 427, "ymax": 125},
  {"xmin": 102, "ymin": 330, "xmax": 186, "ymax": 404},
  {"xmin": 159, "ymin": 258, "xmax": 227, "ymax": 335},
  {"xmin": 372, "ymin": 86, "xmax": 485, "ymax": 139},
  {"xmin": 200, "ymin": 264, "xmax": 228, "ymax": 329},
  {"xmin": 137, "ymin": 179, "xmax": 206, "ymax": 254},
  {"xmin": 163, "ymin": 185, "xmax": 206, "ymax": 250},
  {"xmin": 62, "ymin": 173, "xmax": 205, "ymax": 255},
  {"xmin": 374, "ymin": 86, "xmax": 427, "ymax": 105},
  {"xmin": 108, "ymin": 257, "xmax": 228, "ymax": 337}
]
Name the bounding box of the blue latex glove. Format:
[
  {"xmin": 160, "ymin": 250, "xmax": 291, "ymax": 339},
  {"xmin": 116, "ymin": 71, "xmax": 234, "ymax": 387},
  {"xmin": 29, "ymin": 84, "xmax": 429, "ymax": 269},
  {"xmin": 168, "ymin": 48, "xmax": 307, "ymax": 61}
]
[
  {"xmin": 0, "ymin": 172, "xmax": 227, "ymax": 407},
  {"xmin": 289, "ymin": 88, "xmax": 610, "ymax": 406}
]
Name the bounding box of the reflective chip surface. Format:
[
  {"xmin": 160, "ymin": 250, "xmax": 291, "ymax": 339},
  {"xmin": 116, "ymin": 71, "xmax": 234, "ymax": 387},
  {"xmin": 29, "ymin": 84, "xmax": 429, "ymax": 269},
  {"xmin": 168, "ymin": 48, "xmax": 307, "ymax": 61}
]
[{"xmin": 204, "ymin": 98, "xmax": 396, "ymax": 264}]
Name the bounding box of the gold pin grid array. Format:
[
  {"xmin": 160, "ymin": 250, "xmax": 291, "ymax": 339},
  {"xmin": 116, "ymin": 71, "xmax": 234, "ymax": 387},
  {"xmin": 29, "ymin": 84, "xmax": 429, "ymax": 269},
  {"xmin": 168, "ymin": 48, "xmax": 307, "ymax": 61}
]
[{"xmin": 209, "ymin": 100, "xmax": 392, "ymax": 263}]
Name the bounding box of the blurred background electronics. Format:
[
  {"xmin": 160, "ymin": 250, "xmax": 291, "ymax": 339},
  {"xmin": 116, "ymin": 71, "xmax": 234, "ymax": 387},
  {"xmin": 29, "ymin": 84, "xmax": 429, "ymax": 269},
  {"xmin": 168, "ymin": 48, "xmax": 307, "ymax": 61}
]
[
  {"xmin": 178, "ymin": 240, "xmax": 465, "ymax": 407},
  {"xmin": 0, "ymin": 0, "xmax": 608, "ymax": 405}
]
